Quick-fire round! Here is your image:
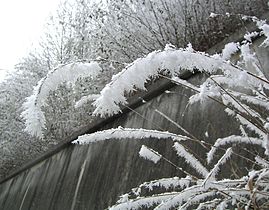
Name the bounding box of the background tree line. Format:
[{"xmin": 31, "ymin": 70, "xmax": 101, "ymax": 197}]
[{"xmin": 0, "ymin": 0, "xmax": 267, "ymax": 179}]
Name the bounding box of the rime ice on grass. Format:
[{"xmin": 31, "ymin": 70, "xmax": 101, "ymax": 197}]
[
  {"xmin": 72, "ymin": 127, "xmax": 189, "ymax": 144},
  {"xmin": 207, "ymin": 136, "xmax": 262, "ymax": 164},
  {"xmin": 99, "ymin": 18, "xmax": 269, "ymax": 209},
  {"xmin": 139, "ymin": 145, "xmax": 161, "ymax": 164},
  {"xmin": 221, "ymin": 42, "xmax": 239, "ymax": 60},
  {"xmin": 173, "ymin": 142, "xmax": 208, "ymax": 178},
  {"xmin": 93, "ymin": 46, "xmax": 238, "ymax": 117}
]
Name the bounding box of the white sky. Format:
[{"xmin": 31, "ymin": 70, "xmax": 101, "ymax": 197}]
[{"xmin": 0, "ymin": 0, "xmax": 61, "ymax": 80}]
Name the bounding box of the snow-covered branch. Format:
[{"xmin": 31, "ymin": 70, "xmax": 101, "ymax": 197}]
[
  {"xmin": 108, "ymin": 192, "xmax": 178, "ymax": 210},
  {"xmin": 203, "ymin": 148, "xmax": 233, "ymax": 185},
  {"xmin": 131, "ymin": 176, "xmax": 192, "ymax": 196},
  {"xmin": 207, "ymin": 136, "xmax": 263, "ymax": 164},
  {"xmin": 21, "ymin": 62, "xmax": 102, "ymax": 138},
  {"xmin": 173, "ymin": 142, "xmax": 209, "ymax": 178},
  {"xmin": 72, "ymin": 127, "xmax": 189, "ymax": 144}
]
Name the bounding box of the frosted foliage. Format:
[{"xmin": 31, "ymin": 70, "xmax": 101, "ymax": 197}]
[
  {"xmin": 36, "ymin": 62, "xmax": 101, "ymax": 106},
  {"xmin": 189, "ymin": 81, "xmax": 221, "ymax": 104},
  {"xmin": 153, "ymin": 185, "xmax": 205, "ymax": 209},
  {"xmin": 244, "ymin": 31, "xmax": 259, "ymax": 42},
  {"xmin": 240, "ymin": 43, "xmax": 263, "ymax": 76},
  {"xmin": 171, "ymin": 77, "xmax": 199, "ymax": 91},
  {"xmin": 236, "ymin": 94, "xmax": 269, "ymax": 112},
  {"xmin": 72, "ymin": 127, "xmax": 189, "ymax": 144},
  {"xmin": 256, "ymin": 20, "xmax": 269, "ymax": 47},
  {"xmin": 139, "ymin": 145, "xmax": 161, "ymax": 164},
  {"xmin": 207, "ymin": 136, "xmax": 263, "ymax": 163},
  {"xmin": 173, "ymin": 142, "xmax": 208, "ymax": 178},
  {"xmin": 93, "ymin": 46, "xmax": 238, "ymax": 117},
  {"xmin": 221, "ymin": 92, "xmax": 266, "ymax": 124},
  {"xmin": 132, "ymin": 177, "xmax": 192, "ymax": 196},
  {"xmin": 208, "ymin": 70, "xmax": 263, "ymax": 91},
  {"xmin": 204, "ymin": 148, "xmax": 232, "ymax": 183},
  {"xmin": 108, "ymin": 193, "xmax": 178, "ymax": 210},
  {"xmin": 153, "ymin": 177, "xmax": 257, "ymax": 210},
  {"xmin": 222, "ymin": 42, "xmax": 238, "ymax": 60},
  {"xmin": 21, "ymin": 62, "xmax": 102, "ymax": 138},
  {"xmin": 235, "ymin": 115, "xmax": 267, "ymax": 139},
  {"xmin": 21, "ymin": 79, "xmax": 46, "ymax": 137},
  {"xmin": 179, "ymin": 191, "xmax": 217, "ymax": 210}
]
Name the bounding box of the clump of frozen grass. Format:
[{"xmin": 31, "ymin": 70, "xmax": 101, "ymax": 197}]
[
  {"xmin": 23, "ymin": 13, "xmax": 269, "ymax": 209},
  {"xmin": 91, "ymin": 15, "xmax": 269, "ymax": 209}
]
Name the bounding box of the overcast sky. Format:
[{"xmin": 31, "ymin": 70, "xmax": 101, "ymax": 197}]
[{"xmin": 0, "ymin": 0, "xmax": 61, "ymax": 80}]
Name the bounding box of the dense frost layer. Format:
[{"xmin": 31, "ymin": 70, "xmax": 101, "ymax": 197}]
[
  {"xmin": 221, "ymin": 42, "xmax": 239, "ymax": 60},
  {"xmin": 93, "ymin": 46, "xmax": 238, "ymax": 117},
  {"xmin": 72, "ymin": 127, "xmax": 189, "ymax": 144},
  {"xmin": 173, "ymin": 142, "xmax": 208, "ymax": 178},
  {"xmin": 207, "ymin": 136, "xmax": 263, "ymax": 163},
  {"xmin": 21, "ymin": 62, "xmax": 101, "ymax": 138}
]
